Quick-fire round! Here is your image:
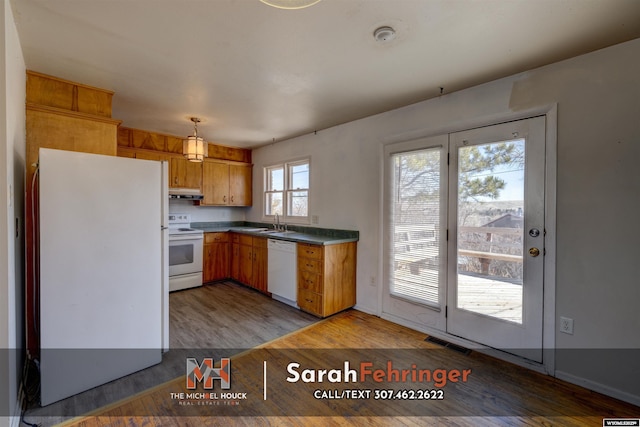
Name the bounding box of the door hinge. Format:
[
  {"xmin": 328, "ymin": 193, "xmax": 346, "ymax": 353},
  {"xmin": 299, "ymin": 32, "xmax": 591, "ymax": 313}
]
[
  {"xmin": 445, "ymin": 305, "xmax": 448, "ymax": 318},
  {"xmin": 447, "ymin": 152, "xmax": 450, "ymax": 165},
  {"xmin": 446, "ymin": 229, "xmax": 449, "ymax": 241}
]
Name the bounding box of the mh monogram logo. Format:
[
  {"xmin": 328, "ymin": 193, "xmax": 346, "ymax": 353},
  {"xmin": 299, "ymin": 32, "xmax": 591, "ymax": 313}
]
[{"xmin": 186, "ymin": 357, "xmax": 231, "ymax": 390}]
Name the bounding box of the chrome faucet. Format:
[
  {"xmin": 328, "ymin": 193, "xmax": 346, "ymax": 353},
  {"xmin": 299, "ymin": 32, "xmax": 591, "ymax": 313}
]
[{"xmin": 274, "ymin": 213, "xmax": 280, "ymax": 231}]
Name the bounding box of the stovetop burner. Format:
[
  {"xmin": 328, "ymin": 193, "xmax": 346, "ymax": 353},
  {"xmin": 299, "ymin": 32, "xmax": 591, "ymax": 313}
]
[{"xmin": 167, "ymin": 213, "xmax": 203, "ymax": 237}]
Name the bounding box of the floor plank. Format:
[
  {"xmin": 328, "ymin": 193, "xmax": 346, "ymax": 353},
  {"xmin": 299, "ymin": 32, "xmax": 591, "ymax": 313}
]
[
  {"xmin": 56, "ymin": 310, "xmax": 640, "ymax": 426},
  {"xmin": 23, "ymin": 281, "xmax": 318, "ymax": 426}
]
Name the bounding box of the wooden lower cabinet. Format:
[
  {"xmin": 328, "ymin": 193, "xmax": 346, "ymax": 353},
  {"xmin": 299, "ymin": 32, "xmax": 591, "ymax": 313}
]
[
  {"xmin": 203, "ymin": 233, "xmax": 229, "ymax": 283},
  {"xmin": 297, "ymin": 242, "xmax": 357, "ymax": 317},
  {"xmin": 210, "ymin": 233, "xmax": 358, "ymax": 312},
  {"xmin": 230, "ymin": 233, "xmax": 241, "ymax": 281},
  {"xmin": 232, "ymin": 234, "xmax": 268, "ymax": 294},
  {"xmin": 252, "ymin": 238, "xmax": 268, "ymax": 293}
]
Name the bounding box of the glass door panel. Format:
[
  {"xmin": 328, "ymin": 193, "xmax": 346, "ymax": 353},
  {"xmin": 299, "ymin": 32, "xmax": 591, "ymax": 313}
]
[{"xmin": 456, "ymin": 139, "xmax": 525, "ymax": 324}]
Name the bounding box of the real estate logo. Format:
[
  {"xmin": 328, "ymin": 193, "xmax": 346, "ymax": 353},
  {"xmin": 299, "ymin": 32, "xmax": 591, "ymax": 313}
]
[{"xmin": 186, "ymin": 357, "xmax": 231, "ymax": 389}]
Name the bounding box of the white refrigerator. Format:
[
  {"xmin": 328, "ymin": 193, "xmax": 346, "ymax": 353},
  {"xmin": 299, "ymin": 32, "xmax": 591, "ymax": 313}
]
[{"xmin": 38, "ymin": 148, "xmax": 169, "ymax": 406}]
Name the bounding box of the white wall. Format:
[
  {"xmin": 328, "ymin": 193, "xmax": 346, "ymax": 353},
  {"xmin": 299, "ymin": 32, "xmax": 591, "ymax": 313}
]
[
  {"xmin": 168, "ymin": 200, "xmax": 246, "ymax": 223},
  {"xmin": 0, "ymin": 0, "xmax": 26, "ymax": 425},
  {"xmin": 248, "ymin": 38, "xmax": 640, "ymax": 403}
]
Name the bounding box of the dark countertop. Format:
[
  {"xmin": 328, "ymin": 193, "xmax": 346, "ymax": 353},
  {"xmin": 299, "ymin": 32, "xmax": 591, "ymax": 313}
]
[{"xmin": 191, "ymin": 222, "xmax": 359, "ymax": 246}]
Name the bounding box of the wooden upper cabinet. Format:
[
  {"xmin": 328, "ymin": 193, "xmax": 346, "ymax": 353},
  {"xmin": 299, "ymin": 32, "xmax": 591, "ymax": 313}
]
[
  {"xmin": 135, "ymin": 150, "xmax": 171, "ymax": 162},
  {"xmin": 170, "ymin": 157, "xmax": 202, "ymax": 189},
  {"xmin": 201, "ymin": 160, "xmax": 252, "ymax": 206},
  {"xmin": 229, "ymin": 163, "xmax": 252, "ymax": 206},
  {"xmin": 131, "ymin": 128, "xmax": 165, "ymax": 151},
  {"xmin": 116, "ymin": 126, "xmax": 252, "ymax": 202},
  {"xmin": 27, "ymin": 71, "xmax": 114, "ymax": 117},
  {"xmin": 117, "ymin": 126, "xmax": 252, "ymax": 162},
  {"xmin": 203, "ymin": 161, "xmax": 230, "ymax": 205},
  {"xmin": 25, "ymin": 71, "xmax": 119, "ymax": 355},
  {"xmin": 207, "ymin": 144, "xmax": 252, "ymax": 163}
]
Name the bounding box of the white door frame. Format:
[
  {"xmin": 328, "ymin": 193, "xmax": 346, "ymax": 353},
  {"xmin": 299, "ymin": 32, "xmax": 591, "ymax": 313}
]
[{"xmin": 378, "ymin": 104, "xmax": 557, "ymax": 375}]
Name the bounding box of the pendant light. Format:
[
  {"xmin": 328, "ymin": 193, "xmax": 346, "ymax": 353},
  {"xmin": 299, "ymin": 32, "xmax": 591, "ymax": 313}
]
[
  {"xmin": 260, "ymin": 0, "xmax": 321, "ymax": 9},
  {"xmin": 183, "ymin": 117, "xmax": 208, "ymax": 162}
]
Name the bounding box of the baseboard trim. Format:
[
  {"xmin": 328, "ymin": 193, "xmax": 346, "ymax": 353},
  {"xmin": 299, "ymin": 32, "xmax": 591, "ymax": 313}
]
[
  {"xmin": 353, "ymin": 304, "xmax": 376, "ymax": 316},
  {"xmin": 555, "ymin": 370, "xmax": 640, "ymax": 407},
  {"xmin": 380, "ymin": 312, "xmax": 549, "ymax": 375}
]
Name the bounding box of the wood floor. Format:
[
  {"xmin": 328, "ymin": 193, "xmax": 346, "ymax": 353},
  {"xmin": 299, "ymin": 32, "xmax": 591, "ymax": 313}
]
[
  {"xmin": 56, "ymin": 306, "xmax": 640, "ymax": 426},
  {"xmin": 23, "ymin": 281, "xmax": 318, "ymax": 426}
]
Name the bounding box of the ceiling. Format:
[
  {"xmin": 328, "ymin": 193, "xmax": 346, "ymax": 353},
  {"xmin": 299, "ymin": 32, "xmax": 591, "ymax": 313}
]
[{"xmin": 11, "ymin": 0, "xmax": 640, "ymax": 149}]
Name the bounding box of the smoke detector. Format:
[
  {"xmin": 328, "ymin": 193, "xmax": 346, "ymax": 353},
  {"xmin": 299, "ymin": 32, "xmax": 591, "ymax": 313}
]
[{"xmin": 373, "ymin": 26, "xmax": 396, "ymax": 43}]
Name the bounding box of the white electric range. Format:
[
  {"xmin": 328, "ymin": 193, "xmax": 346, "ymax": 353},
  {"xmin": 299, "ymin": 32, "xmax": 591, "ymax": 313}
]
[{"xmin": 168, "ymin": 213, "xmax": 204, "ymax": 292}]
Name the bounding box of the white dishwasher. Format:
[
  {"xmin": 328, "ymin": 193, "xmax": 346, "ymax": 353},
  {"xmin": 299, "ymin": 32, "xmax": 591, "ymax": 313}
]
[{"xmin": 267, "ymin": 239, "xmax": 298, "ymax": 308}]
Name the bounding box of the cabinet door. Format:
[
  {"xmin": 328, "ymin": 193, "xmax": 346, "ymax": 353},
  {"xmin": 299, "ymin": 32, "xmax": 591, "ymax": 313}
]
[
  {"xmin": 210, "ymin": 242, "xmax": 230, "ymax": 281},
  {"xmin": 203, "ymin": 243, "xmax": 215, "ymax": 283},
  {"xmin": 202, "ymin": 161, "xmax": 230, "ymax": 205},
  {"xmin": 230, "ymin": 242, "xmax": 241, "ymax": 281},
  {"xmin": 252, "ymin": 244, "xmax": 268, "ymax": 293},
  {"xmin": 229, "ymin": 164, "xmax": 252, "ymax": 206},
  {"xmin": 238, "ymin": 244, "xmax": 253, "ymax": 286},
  {"xmin": 170, "ymin": 157, "xmax": 202, "ymax": 189}
]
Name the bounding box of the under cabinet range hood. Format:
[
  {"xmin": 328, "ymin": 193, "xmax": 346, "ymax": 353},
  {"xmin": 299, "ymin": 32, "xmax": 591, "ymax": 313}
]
[{"xmin": 169, "ymin": 188, "xmax": 204, "ymax": 199}]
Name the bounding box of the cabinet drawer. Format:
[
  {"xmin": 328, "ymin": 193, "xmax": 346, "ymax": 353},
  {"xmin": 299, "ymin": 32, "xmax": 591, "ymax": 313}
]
[
  {"xmin": 298, "ymin": 243, "xmax": 323, "ymax": 260},
  {"xmin": 204, "ymin": 232, "xmax": 228, "ymax": 244},
  {"xmin": 298, "ymin": 289, "xmax": 323, "ymax": 316},
  {"xmin": 298, "ymin": 257, "xmax": 323, "ymax": 274},
  {"xmin": 239, "ymin": 234, "xmax": 253, "ymax": 246},
  {"xmin": 252, "ymin": 236, "xmax": 268, "ymax": 249},
  {"xmin": 298, "ymin": 269, "xmax": 323, "ymax": 294}
]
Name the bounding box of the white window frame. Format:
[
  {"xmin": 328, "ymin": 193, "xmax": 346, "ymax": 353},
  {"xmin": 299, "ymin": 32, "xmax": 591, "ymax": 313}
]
[{"xmin": 263, "ymin": 158, "xmax": 310, "ymax": 224}]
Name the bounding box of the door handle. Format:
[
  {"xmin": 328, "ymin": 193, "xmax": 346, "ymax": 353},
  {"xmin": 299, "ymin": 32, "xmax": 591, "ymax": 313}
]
[{"xmin": 529, "ymin": 247, "xmax": 540, "ymax": 257}]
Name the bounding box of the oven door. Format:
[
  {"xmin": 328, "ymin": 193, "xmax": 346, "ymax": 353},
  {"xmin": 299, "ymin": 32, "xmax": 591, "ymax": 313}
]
[{"xmin": 168, "ymin": 234, "xmax": 203, "ymax": 277}]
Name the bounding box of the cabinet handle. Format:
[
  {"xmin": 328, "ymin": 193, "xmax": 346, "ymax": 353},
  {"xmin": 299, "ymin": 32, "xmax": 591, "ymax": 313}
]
[
  {"xmin": 223, "ymin": 195, "xmax": 227, "ymax": 202},
  {"xmin": 306, "ymin": 299, "xmax": 313, "ymax": 303},
  {"xmin": 231, "ymin": 195, "xmax": 234, "ymax": 203},
  {"xmin": 306, "ymin": 264, "xmax": 313, "ymax": 268}
]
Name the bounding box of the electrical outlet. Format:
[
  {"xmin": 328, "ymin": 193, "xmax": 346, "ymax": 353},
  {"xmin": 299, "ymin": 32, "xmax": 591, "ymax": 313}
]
[
  {"xmin": 369, "ymin": 276, "xmax": 376, "ymax": 286},
  {"xmin": 560, "ymin": 316, "xmax": 574, "ymax": 334}
]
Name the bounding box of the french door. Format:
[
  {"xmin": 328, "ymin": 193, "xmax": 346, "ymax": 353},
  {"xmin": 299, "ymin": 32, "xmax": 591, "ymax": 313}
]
[
  {"xmin": 447, "ymin": 117, "xmax": 545, "ymax": 362},
  {"xmin": 384, "ymin": 116, "xmax": 546, "ymax": 362}
]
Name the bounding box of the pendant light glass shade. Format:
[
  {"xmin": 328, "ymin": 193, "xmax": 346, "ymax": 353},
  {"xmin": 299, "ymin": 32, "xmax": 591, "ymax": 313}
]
[
  {"xmin": 260, "ymin": 0, "xmax": 321, "ymax": 9},
  {"xmin": 183, "ymin": 118, "xmax": 208, "ymax": 162}
]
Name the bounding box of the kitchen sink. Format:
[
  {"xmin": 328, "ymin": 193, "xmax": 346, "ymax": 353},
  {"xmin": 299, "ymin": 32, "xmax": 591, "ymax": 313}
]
[{"xmin": 258, "ymin": 229, "xmax": 296, "ymax": 234}]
